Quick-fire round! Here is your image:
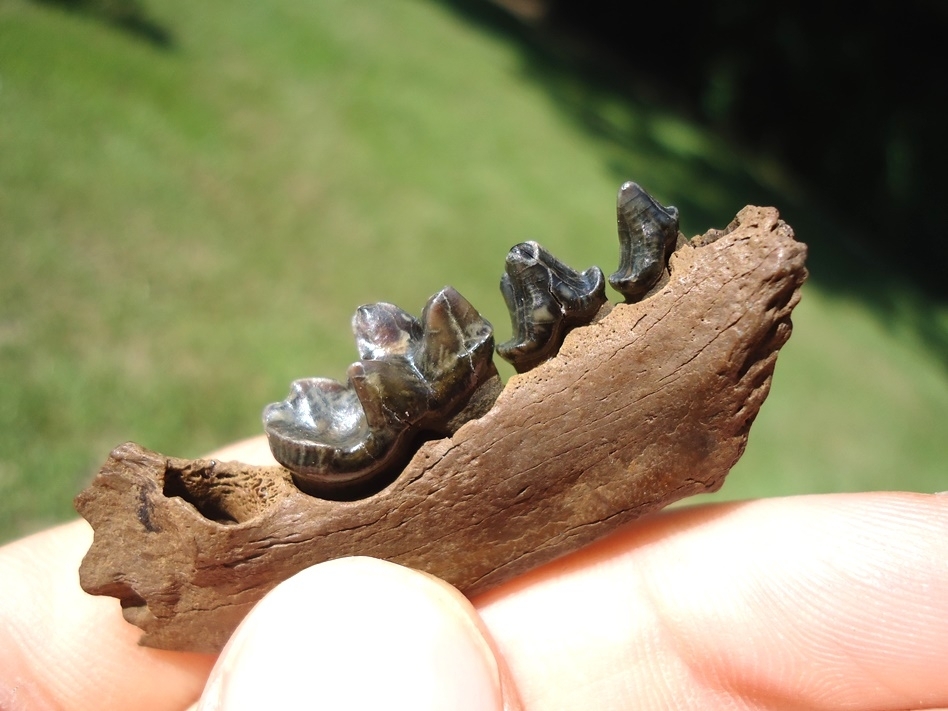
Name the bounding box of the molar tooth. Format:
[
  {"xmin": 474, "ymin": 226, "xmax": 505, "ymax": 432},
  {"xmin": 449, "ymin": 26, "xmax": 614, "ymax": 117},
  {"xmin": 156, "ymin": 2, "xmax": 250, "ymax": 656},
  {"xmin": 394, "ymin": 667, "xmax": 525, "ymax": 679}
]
[{"xmin": 263, "ymin": 287, "xmax": 498, "ymax": 499}]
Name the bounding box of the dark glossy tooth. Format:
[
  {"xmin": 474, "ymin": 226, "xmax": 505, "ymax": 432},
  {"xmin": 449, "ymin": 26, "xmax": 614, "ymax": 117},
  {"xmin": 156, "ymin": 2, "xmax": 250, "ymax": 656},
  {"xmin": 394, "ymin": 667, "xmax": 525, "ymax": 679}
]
[
  {"xmin": 497, "ymin": 241, "xmax": 606, "ymax": 373},
  {"xmin": 264, "ymin": 287, "xmax": 498, "ymax": 499},
  {"xmin": 266, "ymin": 181, "xmax": 679, "ymax": 497},
  {"xmin": 609, "ymin": 181, "xmax": 680, "ymax": 302},
  {"xmin": 353, "ymin": 303, "xmax": 420, "ymax": 361}
]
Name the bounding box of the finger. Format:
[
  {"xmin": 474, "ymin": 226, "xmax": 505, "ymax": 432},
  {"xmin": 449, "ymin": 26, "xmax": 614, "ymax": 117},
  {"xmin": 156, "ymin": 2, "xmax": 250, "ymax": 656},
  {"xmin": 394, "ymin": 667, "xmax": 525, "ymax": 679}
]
[
  {"xmin": 196, "ymin": 557, "xmax": 521, "ymax": 711},
  {"xmin": 205, "ymin": 434, "xmax": 276, "ymax": 466},
  {"xmin": 0, "ymin": 520, "xmax": 216, "ymax": 711},
  {"xmin": 476, "ymin": 492, "xmax": 948, "ymax": 710}
]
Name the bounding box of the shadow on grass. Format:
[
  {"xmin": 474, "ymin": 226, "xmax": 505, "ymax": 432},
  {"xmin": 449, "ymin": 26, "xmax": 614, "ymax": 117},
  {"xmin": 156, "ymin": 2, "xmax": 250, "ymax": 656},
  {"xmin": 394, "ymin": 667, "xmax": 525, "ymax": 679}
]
[
  {"xmin": 434, "ymin": 0, "xmax": 948, "ymax": 369},
  {"xmin": 31, "ymin": 0, "xmax": 173, "ymax": 47}
]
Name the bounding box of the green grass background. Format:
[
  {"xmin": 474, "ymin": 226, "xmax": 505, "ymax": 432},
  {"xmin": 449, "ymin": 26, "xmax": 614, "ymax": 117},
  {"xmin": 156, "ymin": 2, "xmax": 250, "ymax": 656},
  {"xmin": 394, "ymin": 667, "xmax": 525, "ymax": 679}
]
[{"xmin": 1, "ymin": 0, "xmax": 946, "ymax": 542}]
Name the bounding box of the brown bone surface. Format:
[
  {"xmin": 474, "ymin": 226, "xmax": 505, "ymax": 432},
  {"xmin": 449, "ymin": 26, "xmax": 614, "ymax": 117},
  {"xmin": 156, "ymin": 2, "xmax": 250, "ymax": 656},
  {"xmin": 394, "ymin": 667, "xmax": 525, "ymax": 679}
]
[{"xmin": 75, "ymin": 206, "xmax": 807, "ymax": 653}]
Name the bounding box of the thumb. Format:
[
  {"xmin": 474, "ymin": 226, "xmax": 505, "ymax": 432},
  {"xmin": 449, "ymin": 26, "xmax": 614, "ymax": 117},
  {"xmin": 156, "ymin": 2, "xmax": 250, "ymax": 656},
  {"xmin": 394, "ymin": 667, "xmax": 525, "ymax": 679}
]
[{"xmin": 195, "ymin": 557, "xmax": 518, "ymax": 711}]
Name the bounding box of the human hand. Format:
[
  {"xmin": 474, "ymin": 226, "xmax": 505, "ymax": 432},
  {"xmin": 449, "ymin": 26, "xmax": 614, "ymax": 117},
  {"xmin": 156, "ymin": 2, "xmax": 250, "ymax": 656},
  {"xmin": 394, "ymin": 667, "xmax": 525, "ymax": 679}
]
[{"xmin": 2, "ymin": 437, "xmax": 947, "ymax": 710}]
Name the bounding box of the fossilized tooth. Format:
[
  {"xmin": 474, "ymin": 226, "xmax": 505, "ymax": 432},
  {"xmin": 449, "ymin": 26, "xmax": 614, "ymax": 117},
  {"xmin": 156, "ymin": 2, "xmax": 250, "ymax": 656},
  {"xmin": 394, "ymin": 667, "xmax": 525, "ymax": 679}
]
[
  {"xmin": 264, "ymin": 287, "xmax": 499, "ymax": 499},
  {"xmin": 609, "ymin": 181, "xmax": 680, "ymax": 302},
  {"xmin": 497, "ymin": 240, "xmax": 607, "ymax": 373}
]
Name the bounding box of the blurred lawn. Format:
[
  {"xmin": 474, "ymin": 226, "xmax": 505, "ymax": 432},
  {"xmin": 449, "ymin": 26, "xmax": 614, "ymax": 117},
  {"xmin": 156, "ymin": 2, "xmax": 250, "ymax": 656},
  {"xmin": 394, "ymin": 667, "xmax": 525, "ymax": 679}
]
[{"xmin": 1, "ymin": 0, "xmax": 946, "ymax": 542}]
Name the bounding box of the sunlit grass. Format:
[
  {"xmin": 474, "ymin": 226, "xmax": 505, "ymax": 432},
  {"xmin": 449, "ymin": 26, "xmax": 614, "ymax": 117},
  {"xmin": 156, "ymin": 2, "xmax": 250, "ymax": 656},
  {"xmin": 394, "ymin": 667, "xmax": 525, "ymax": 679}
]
[{"xmin": 1, "ymin": 0, "xmax": 945, "ymax": 541}]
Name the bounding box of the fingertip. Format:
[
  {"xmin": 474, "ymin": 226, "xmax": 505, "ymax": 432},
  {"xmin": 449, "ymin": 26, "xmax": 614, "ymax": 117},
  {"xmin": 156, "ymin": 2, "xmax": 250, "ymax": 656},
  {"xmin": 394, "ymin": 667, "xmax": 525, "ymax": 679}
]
[
  {"xmin": 476, "ymin": 493, "xmax": 948, "ymax": 710},
  {"xmin": 204, "ymin": 435, "xmax": 276, "ymax": 466},
  {"xmin": 198, "ymin": 557, "xmax": 517, "ymax": 711},
  {"xmin": 0, "ymin": 520, "xmax": 215, "ymax": 711}
]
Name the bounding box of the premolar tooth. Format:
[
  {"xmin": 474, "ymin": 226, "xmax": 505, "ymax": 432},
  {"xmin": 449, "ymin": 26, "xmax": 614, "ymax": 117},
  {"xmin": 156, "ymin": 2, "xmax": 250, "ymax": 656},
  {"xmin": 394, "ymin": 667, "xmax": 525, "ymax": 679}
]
[
  {"xmin": 609, "ymin": 181, "xmax": 680, "ymax": 303},
  {"xmin": 497, "ymin": 240, "xmax": 606, "ymax": 373}
]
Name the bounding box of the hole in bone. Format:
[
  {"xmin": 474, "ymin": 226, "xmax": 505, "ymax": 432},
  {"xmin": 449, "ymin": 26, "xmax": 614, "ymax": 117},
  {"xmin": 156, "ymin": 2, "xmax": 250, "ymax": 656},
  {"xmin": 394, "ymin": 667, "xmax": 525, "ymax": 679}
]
[{"xmin": 162, "ymin": 466, "xmax": 239, "ymax": 524}]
